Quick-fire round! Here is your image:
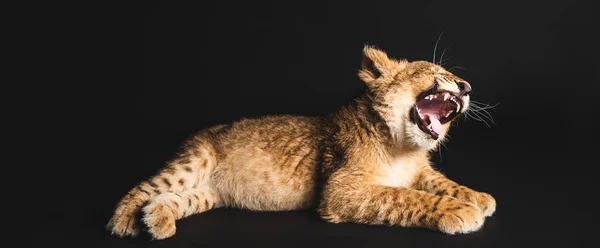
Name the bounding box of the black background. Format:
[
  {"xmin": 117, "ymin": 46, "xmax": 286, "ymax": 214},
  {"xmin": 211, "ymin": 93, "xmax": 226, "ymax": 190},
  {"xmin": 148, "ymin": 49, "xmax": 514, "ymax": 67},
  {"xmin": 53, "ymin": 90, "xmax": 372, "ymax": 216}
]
[{"xmin": 36, "ymin": 0, "xmax": 597, "ymax": 247}]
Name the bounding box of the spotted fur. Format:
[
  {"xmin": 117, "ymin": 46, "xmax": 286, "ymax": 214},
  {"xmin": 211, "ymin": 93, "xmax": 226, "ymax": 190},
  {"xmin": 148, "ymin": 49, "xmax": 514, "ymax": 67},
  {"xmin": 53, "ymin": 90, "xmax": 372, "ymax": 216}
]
[{"xmin": 107, "ymin": 46, "xmax": 495, "ymax": 239}]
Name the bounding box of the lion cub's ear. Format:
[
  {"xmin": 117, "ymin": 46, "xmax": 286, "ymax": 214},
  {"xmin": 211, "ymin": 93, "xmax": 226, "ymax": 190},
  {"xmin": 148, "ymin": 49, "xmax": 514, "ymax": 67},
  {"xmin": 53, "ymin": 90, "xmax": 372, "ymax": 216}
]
[{"xmin": 358, "ymin": 46, "xmax": 407, "ymax": 86}]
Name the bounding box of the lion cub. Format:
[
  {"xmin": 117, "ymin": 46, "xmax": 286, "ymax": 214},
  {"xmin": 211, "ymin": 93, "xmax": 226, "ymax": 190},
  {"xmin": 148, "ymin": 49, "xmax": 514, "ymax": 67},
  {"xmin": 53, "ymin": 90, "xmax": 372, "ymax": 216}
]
[{"xmin": 107, "ymin": 46, "xmax": 496, "ymax": 239}]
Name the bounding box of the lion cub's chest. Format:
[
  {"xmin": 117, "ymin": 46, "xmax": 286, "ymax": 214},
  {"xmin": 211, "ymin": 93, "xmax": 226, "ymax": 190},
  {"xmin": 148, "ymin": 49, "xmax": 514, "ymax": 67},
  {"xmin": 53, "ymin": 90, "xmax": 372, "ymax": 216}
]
[{"xmin": 377, "ymin": 157, "xmax": 422, "ymax": 188}]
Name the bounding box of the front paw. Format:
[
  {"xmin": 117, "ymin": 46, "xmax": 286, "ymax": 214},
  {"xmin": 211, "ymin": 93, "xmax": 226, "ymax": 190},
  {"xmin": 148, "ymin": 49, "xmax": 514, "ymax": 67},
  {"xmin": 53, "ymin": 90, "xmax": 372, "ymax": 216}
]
[
  {"xmin": 451, "ymin": 187, "xmax": 496, "ymax": 217},
  {"xmin": 435, "ymin": 199, "xmax": 485, "ymax": 234},
  {"xmin": 473, "ymin": 192, "xmax": 496, "ymax": 217}
]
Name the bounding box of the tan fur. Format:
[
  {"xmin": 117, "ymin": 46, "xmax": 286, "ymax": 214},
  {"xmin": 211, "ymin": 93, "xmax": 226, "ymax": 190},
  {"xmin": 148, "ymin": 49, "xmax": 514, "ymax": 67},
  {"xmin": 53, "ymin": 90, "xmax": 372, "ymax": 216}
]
[{"xmin": 107, "ymin": 46, "xmax": 495, "ymax": 239}]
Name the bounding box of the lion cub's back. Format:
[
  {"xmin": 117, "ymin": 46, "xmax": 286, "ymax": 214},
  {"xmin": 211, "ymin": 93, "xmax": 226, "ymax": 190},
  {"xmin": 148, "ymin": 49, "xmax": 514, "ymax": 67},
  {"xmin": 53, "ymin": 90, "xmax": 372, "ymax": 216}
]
[{"xmin": 208, "ymin": 115, "xmax": 324, "ymax": 211}]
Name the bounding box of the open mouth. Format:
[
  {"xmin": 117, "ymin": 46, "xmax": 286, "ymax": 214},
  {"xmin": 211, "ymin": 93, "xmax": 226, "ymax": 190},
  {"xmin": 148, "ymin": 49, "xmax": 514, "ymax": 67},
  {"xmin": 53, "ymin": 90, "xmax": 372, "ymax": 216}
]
[{"xmin": 411, "ymin": 91, "xmax": 462, "ymax": 140}]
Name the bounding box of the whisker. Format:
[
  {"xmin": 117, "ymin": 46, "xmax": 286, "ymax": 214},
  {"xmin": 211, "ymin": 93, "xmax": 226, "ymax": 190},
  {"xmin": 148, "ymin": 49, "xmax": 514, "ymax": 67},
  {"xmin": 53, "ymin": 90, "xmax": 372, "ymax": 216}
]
[
  {"xmin": 469, "ymin": 105, "xmax": 496, "ymax": 122},
  {"xmin": 440, "ymin": 56, "xmax": 452, "ymax": 67},
  {"xmin": 470, "ymin": 100, "xmax": 499, "ymax": 109},
  {"xmin": 433, "ymin": 31, "xmax": 445, "ymax": 65},
  {"xmin": 465, "ymin": 110, "xmax": 491, "ymax": 127},
  {"xmin": 461, "ymin": 113, "xmax": 469, "ymax": 123},
  {"xmin": 471, "ymin": 100, "xmax": 496, "ymax": 105},
  {"xmin": 448, "ymin": 66, "xmax": 465, "ymax": 72},
  {"xmin": 439, "ymin": 45, "xmax": 452, "ymax": 66},
  {"xmin": 470, "ymin": 104, "xmax": 497, "ymax": 111},
  {"xmin": 473, "ymin": 110, "xmax": 495, "ymax": 125},
  {"xmin": 451, "ymin": 118, "xmax": 460, "ymax": 127},
  {"xmin": 436, "ymin": 133, "xmax": 452, "ymax": 162},
  {"xmin": 469, "ymin": 103, "xmax": 493, "ymax": 112},
  {"xmin": 469, "ymin": 100, "xmax": 498, "ymax": 124},
  {"xmin": 468, "ymin": 109, "xmax": 493, "ymax": 127}
]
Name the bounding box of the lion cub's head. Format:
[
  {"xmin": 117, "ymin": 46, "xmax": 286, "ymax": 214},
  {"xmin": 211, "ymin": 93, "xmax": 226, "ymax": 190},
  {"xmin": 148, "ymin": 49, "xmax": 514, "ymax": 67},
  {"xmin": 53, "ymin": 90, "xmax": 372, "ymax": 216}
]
[{"xmin": 358, "ymin": 46, "xmax": 472, "ymax": 150}]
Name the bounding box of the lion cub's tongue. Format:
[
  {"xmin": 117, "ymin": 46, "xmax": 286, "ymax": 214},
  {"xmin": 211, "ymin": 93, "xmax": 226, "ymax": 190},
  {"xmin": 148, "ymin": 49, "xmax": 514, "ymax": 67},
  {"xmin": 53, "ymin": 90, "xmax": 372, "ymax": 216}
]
[{"xmin": 426, "ymin": 114, "xmax": 444, "ymax": 135}]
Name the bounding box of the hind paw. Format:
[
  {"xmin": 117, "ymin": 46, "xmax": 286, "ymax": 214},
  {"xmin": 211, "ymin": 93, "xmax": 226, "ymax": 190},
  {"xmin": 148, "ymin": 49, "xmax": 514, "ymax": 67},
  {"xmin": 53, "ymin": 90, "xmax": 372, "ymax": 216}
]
[
  {"xmin": 142, "ymin": 201, "xmax": 177, "ymax": 240},
  {"xmin": 106, "ymin": 201, "xmax": 142, "ymax": 237}
]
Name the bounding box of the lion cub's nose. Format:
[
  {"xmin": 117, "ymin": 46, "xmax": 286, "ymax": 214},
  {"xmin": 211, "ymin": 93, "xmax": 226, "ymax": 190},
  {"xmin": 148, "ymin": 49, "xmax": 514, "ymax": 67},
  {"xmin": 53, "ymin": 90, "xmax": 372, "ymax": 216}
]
[{"xmin": 457, "ymin": 82, "xmax": 472, "ymax": 95}]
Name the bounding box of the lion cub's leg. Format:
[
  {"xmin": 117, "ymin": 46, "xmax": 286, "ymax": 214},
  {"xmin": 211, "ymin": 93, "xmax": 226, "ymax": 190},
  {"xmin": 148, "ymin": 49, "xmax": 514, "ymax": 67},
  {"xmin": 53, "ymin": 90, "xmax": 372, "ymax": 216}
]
[
  {"xmin": 142, "ymin": 187, "xmax": 221, "ymax": 240},
  {"xmin": 319, "ymin": 183, "xmax": 486, "ymax": 234},
  {"xmin": 412, "ymin": 167, "xmax": 496, "ymax": 217},
  {"xmin": 105, "ymin": 162, "xmax": 199, "ymax": 238},
  {"xmin": 107, "ymin": 139, "xmax": 217, "ymax": 237}
]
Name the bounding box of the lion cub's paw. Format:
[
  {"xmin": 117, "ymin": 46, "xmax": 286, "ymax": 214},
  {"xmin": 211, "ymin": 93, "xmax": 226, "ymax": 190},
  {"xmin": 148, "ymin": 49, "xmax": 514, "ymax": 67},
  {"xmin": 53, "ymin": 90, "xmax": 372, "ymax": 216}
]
[
  {"xmin": 435, "ymin": 200, "xmax": 485, "ymax": 235},
  {"xmin": 106, "ymin": 201, "xmax": 142, "ymax": 237},
  {"xmin": 455, "ymin": 188, "xmax": 496, "ymax": 217},
  {"xmin": 142, "ymin": 201, "xmax": 176, "ymax": 240},
  {"xmin": 473, "ymin": 192, "xmax": 496, "ymax": 217}
]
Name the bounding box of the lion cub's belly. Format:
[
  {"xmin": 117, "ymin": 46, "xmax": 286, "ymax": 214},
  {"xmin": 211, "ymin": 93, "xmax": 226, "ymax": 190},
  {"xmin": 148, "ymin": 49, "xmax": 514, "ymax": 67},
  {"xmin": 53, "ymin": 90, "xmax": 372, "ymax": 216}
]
[
  {"xmin": 210, "ymin": 147, "xmax": 319, "ymax": 211},
  {"xmin": 377, "ymin": 157, "xmax": 421, "ymax": 188}
]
